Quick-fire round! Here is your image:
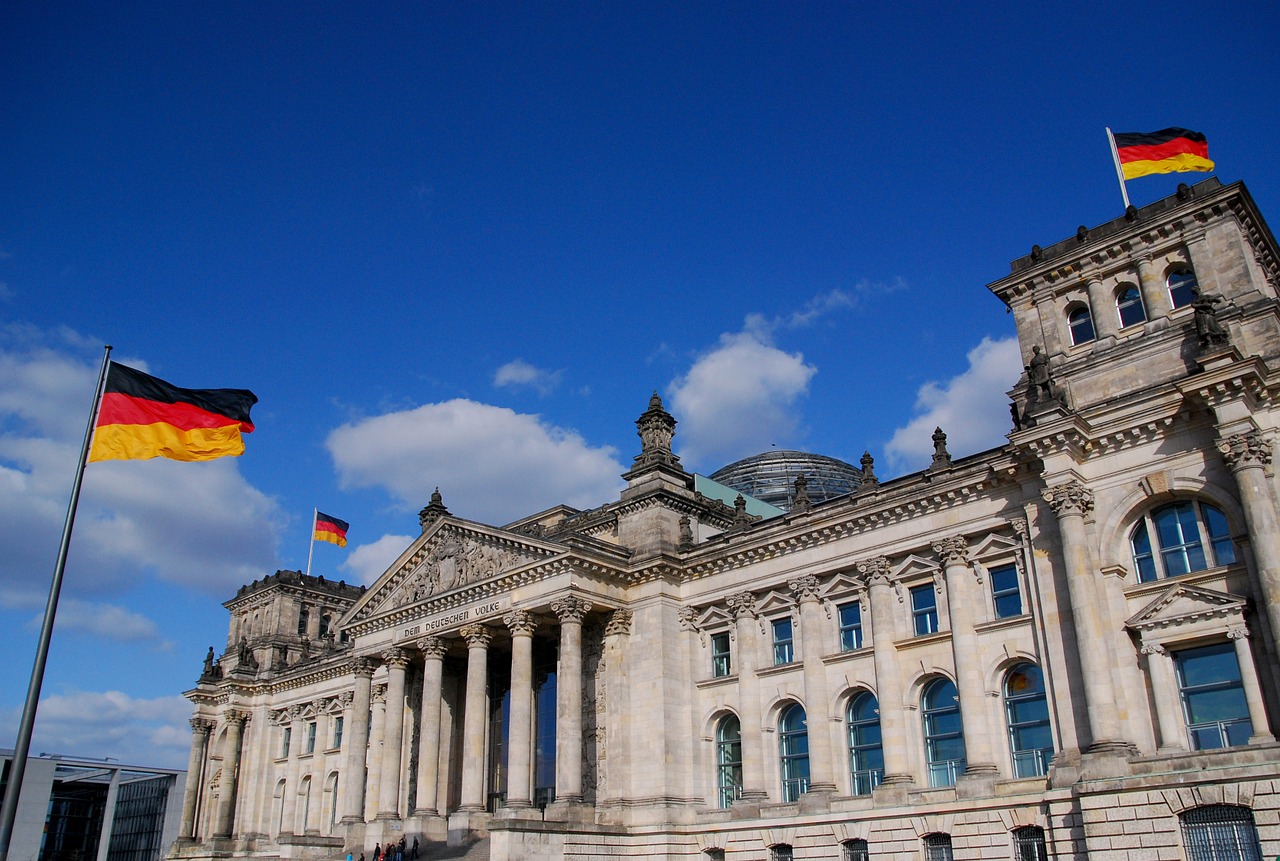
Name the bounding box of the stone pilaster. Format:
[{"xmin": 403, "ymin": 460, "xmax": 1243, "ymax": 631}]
[
  {"xmin": 504, "ymin": 610, "xmax": 537, "ymax": 809},
  {"xmin": 789, "ymin": 576, "xmax": 836, "ymax": 794},
  {"xmin": 178, "ymin": 718, "xmax": 214, "ymax": 840},
  {"xmin": 340, "ymin": 659, "xmax": 373, "ymax": 823},
  {"xmin": 727, "ymin": 590, "xmax": 768, "ymax": 801},
  {"xmin": 858, "ymin": 557, "xmax": 914, "ymax": 790},
  {"xmin": 280, "ymin": 705, "xmax": 304, "ymax": 834},
  {"xmin": 1218, "ymin": 432, "xmax": 1280, "ymax": 655},
  {"xmin": 414, "ymin": 638, "xmax": 447, "ymax": 816},
  {"xmin": 551, "ymin": 596, "xmax": 591, "ymax": 804},
  {"xmin": 1140, "ymin": 645, "xmax": 1187, "ymax": 753},
  {"xmin": 213, "ymin": 709, "xmax": 248, "ymax": 838},
  {"xmin": 457, "ymin": 624, "xmax": 492, "ymax": 811},
  {"xmin": 1228, "ymin": 625, "xmax": 1276, "ymax": 744}
]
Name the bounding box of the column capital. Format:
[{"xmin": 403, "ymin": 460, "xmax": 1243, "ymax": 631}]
[
  {"xmin": 1011, "ymin": 517, "xmax": 1029, "ymax": 538},
  {"xmin": 677, "ymin": 606, "xmax": 697, "ymax": 631},
  {"xmin": 932, "ymin": 536, "xmax": 970, "ymax": 567},
  {"xmin": 417, "ymin": 635, "xmax": 448, "ymax": 659},
  {"xmin": 856, "ymin": 555, "xmax": 892, "ymax": 586},
  {"xmin": 459, "ymin": 623, "xmax": 493, "ymax": 648},
  {"xmin": 1227, "ymin": 624, "xmax": 1250, "ymax": 640},
  {"xmin": 381, "ymin": 646, "xmax": 410, "ymax": 669},
  {"xmin": 372, "ymin": 683, "xmax": 387, "ymax": 704},
  {"xmin": 1140, "ymin": 643, "xmax": 1168, "ymax": 656},
  {"xmin": 605, "ymin": 609, "xmax": 633, "ymax": 636},
  {"xmin": 788, "ymin": 575, "xmax": 820, "ymax": 601},
  {"xmin": 551, "ymin": 595, "xmax": 592, "ymax": 623},
  {"xmin": 286, "ymin": 704, "xmax": 305, "ymax": 721},
  {"xmin": 336, "ymin": 691, "xmax": 354, "ymax": 708},
  {"xmin": 504, "ymin": 609, "xmax": 537, "ymax": 637},
  {"xmin": 222, "ymin": 708, "xmax": 249, "ymax": 726},
  {"xmin": 350, "ymin": 656, "xmax": 376, "ymax": 678},
  {"xmin": 190, "ymin": 717, "xmax": 215, "ymax": 734},
  {"xmin": 1218, "ymin": 432, "xmax": 1272, "ymax": 471},
  {"xmin": 1042, "ymin": 481, "xmax": 1094, "ymax": 517},
  {"xmin": 726, "ymin": 590, "xmax": 757, "ymax": 619}
]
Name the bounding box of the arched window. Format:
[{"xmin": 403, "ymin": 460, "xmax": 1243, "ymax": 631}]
[
  {"xmin": 297, "ymin": 607, "xmax": 309, "ymax": 636},
  {"xmin": 1013, "ymin": 826, "xmax": 1048, "ymax": 861},
  {"xmin": 1117, "ymin": 285, "xmax": 1147, "ymax": 327},
  {"xmin": 318, "ymin": 613, "xmax": 331, "ymax": 638},
  {"xmin": 769, "ymin": 845, "xmax": 794, "ymax": 861},
  {"xmin": 715, "ymin": 715, "xmax": 742, "ymax": 808},
  {"xmin": 841, "ymin": 839, "xmax": 870, "ymax": 861},
  {"xmin": 778, "ymin": 703, "xmax": 810, "ymax": 802},
  {"xmin": 846, "ymin": 692, "xmax": 884, "ymax": 795},
  {"xmin": 1068, "ymin": 305, "xmax": 1095, "ymax": 345},
  {"xmin": 1130, "ymin": 501, "xmax": 1235, "ymax": 582},
  {"xmin": 1174, "ymin": 643, "xmax": 1252, "ymax": 750},
  {"xmin": 922, "ymin": 679, "xmax": 965, "ymax": 787},
  {"xmin": 1179, "ymin": 804, "xmax": 1263, "ymax": 861},
  {"xmin": 923, "ymin": 833, "xmax": 954, "ymax": 861},
  {"xmin": 1168, "ymin": 267, "xmax": 1199, "ymax": 309},
  {"xmin": 1005, "ymin": 664, "xmax": 1053, "ymax": 778}
]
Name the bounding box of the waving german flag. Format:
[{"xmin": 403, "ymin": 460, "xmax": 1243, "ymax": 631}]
[
  {"xmin": 1113, "ymin": 128, "xmax": 1214, "ymax": 180},
  {"xmin": 314, "ymin": 512, "xmax": 350, "ymax": 547},
  {"xmin": 89, "ymin": 362, "xmax": 257, "ymax": 462}
]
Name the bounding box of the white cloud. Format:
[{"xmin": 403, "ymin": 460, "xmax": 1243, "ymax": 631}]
[
  {"xmin": 327, "ymin": 399, "xmax": 624, "ymax": 525},
  {"xmin": 342, "ymin": 533, "xmax": 416, "ymax": 585},
  {"xmin": 38, "ymin": 599, "xmax": 168, "ymax": 645},
  {"xmin": 668, "ymin": 330, "xmax": 816, "ymax": 470},
  {"xmin": 883, "ymin": 336, "xmax": 1023, "ymax": 474},
  {"xmin": 493, "ymin": 359, "xmax": 564, "ymax": 396},
  {"xmin": 0, "ymin": 327, "xmax": 284, "ymax": 606},
  {"xmin": 0, "ymin": 690, "xmax": 193, "ymax": 768}
]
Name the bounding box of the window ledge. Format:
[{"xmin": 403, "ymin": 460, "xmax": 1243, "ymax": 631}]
[
  {"xmin": 758, "ymin": 661, "xmax": 801, "ymax": 679},
  {"xmin": 975, "ymin": 614, "xmax": 1031, "ymax": 634},
  {"xmin": 894, "ymin": 630, "xmax": 951, "ymax": 649},
  {"xmin": 1122, "ymin": 564, "xmax": 1239, "ymax": 598},
  {"xmin": 696, "ymin": 674, "xmax": 739, "ymax": 690}
]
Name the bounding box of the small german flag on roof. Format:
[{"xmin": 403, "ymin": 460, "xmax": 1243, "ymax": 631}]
[{"xmin": 1113, "ymin": 128, "xmax": 1214, "ymax": 180}]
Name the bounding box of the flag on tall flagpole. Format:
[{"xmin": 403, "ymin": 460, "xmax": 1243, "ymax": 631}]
[
  {"xmin": 89, "ymin": 362, "xmax": 257, "ymax": 462},
  {"xmin": 314, "ymin": 512, "xmax": 350, "ymax": 547},
  {"xmin": 1111, "ymin": 127, "xmax": 1214, "ymax": 180}
]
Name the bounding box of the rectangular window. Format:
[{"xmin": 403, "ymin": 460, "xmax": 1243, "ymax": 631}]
[
  {"xmin": 911, "ymin": 585, "xmax": 939, "ymax": 636},
  {"xmin": 838, "ymin": 602, "xmax": 863, "ymax": 651},
  {"xmin": 711, "ymin": 632, "xmax": 732, "ymax": 677},
  {"xmin": 305, "ymin": 721, "xmax": 317, "ymax": 754},
  {"xmin": 332, "ymin": 716, "xmax": 344, "ymax": 749},
  {"xmin": 772, "ymin": 618, "xmax": 794, "ymax": 665},
  {"xmin": 990, "ymin": 563, "xmax": 1023, "ymax": 618},
  {"xmin": 1174, "ymin": 642, "xmax": 1252, "ymax": 750},
  {"xmin": 281, "ymin": 727, "xmax": 291, "ymax": 758}
]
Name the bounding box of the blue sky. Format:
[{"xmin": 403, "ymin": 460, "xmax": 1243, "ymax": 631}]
[{"xmin": 2, "ymin": 2, "xmax": 1277, "ymax": 768}]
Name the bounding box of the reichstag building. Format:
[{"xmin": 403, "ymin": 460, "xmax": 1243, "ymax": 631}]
[{"xmin": 170, "ymin": 178, "xmax": 1280, "ymax": 861}]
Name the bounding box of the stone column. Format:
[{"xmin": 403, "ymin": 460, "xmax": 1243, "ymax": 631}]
[
  {"xmin": 340, "ymin": 659, "xmax": 373, "ymax": 823},
  {"xmin": 934, "ymin": 537, "xmax": 998, "ymax": 775},
  {"xmin": 504, "ymin": 610, "xmax": 537, "ymax": 809},
  {"xmin": 413, "ymin": 638, "xmax": 447, "ymax": 816},
  {"xmin": 376, "ymin": 648, "xmax": 409, "ymax": 820},
  {"xmin": 364, "ymin": 685, "xmax": 386, "ymax": 821},
  {"xmin": 727, "ymin": 591, "xmax": 768, "ymax": 800},
  {"xmin": 789, "ymin": 576, "xmax": 837, "ymax": 794},
  {"xmin": 603, "ymin": 610, "xmax": 633, "ymax": 806},
  {"xmin": 1136, "ymin": 256, "xmax": 1171, "ymax": 319},
  {"xmin": 1085, "ymin": 277, "xmax": 1118, "ymax": 340},
  {"xmin": 178, "ymin": 718, "xmax": 214, "ymax": 840},
  {"xmin": 1218, "ymin": 433, "xmax": 1280, "ymax": 651},
  {"xmin": 1043, "ymin": 482, "xmax": 1128, "ymax": 753},
  {"xmin": 1228, "ymin": 625, "xmax": 1276, "ymax": 743},
  {"xmin": 858, "ymin": 558, "xmax": 914, "ymax": 787},
  {"xmin": 213, "ymin": 709, "xmax": 248, "ymax": 838},
  {"xmin": 1141, "ymin": 645, "xmax": 1187, "ymax": 752},
  {"xmin": 280, "ymin": 706, "xmax": 305, "ymax": 834},
  {"xmin": 551, "ymin": 596, "xmax": 591, "ymax": 804},
  {"xmin": 458, "ymin": 624, "xmax": 493, "ymax": 811}
]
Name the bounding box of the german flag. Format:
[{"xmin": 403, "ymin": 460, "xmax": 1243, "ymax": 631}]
[
  {"xmin": 89, "ymin": 362, "xmax": 257, "ymax": 463},
  {"xmin": 1114, "ymin": 128, "xmax": 1214, "ymax": 180},
  {"xmin": 314, "ymin": 512, "xmax": 349, "ymax": 547}
]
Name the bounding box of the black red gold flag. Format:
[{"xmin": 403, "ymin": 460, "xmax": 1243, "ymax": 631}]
[
  {"xmin": 89, "ymin": 362, "xmax": 257, "ymax": 462},
  {"xmin": 1113, "ymin": 128, "xmax": 1214, "ymax": 180},
  {"xmin": 314, "ymin": 512, "xmax": 350, "ymax": 547}
]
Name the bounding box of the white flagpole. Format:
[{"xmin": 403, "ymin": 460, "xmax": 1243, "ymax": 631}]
[
  {"xmin": 0, "ymin": 345, "xmax": 112, "ymax": 861},
  {"xmin": 1106, "ymin": 127, "xmax": 1132, "ymax": 210},
  {"xmin": 305, "ymin": 508, "xmax": 317, "ymax": 577}
]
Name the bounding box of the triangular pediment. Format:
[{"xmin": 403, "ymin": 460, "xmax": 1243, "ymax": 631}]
[
  {"xmin": 818, "ymin": 571, "xmax": 865, "ymax": 601},
  {"xmin": 969, "ymin": 532, "xmax": 1021, "ymax": 563},
  {"xmin": 892, "ymin": 553, "xmax": 939, "ymax": 582},
  {"xmin": 346, "ymin": 519, "xmax": 565, "ymax": 624},
  {"xmin": 1125, "ymin": 583, "xmax": 1247, "ymax": 632},
  {"xmin": 755, "ymin": 588, "xmax": 796, "ymax": 615}
]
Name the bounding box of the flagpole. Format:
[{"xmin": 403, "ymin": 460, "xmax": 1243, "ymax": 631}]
[
  {"xmin": 0, "ymin": 346, "xmax": 112, "ymax": 861},
  {"xmin": 1106, "ymin": 127, "xmax": 1132, "ymax": 210},
  {"xmin": 305, "ymin": 508, "xmax": 317, "ymax": 577}
]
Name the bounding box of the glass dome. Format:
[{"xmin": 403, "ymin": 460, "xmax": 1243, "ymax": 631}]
[{"xmin": 708, "ymin": 450, "xmax": 862, "ymax": 512}]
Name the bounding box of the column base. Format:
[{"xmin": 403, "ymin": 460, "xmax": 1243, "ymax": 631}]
[
  {"xmin": 410, "ymin": 807, "xmax": 439, "ymax": 817},
  {"xmin": 1249, "ymin": 732, "xmax": 1276, "ymax": 745},
  {"xmin": 374, "ymin": 813, "xmax": 402, "ymax": 822},
  {"xmin": 871, "ymin": 778, "xmax": 913, "ymax": 806}
]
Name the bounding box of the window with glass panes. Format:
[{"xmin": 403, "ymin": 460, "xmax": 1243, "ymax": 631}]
[
  {"xmin": 1005, "ymin": 664, "xmax": 1053, "ymax": 778},
  {"xmin": 1180, "ymin": 805, "xmax": 1263, "ymax": 861},
  {"xmin": 305, "ymin": 721, "xmax": 316, "ymax": 754},
  {"xmin": 770, "ymin": 845, "xmax": 794, "ymax": 861},
  {"xmin": 990, "ymin": 563, "xmax": 1022, "ymax": 618},
  {"xmin": 715, "ymin": 715, "xmax": 743, "ymax": 809},
  {"xmin": 911, "ymin": 584, "xmax": 939, "ymax": 636},
  {"xmin": 332, "ymin": 716, "xmax": 343, "ymax": 749},
  {"xmin": 281, "ymin": 726, "xmax": 291, "ymax": 758},
  {"xmin": 711, "ymin": 632, "xmax": 732, "ymax": 677},
  {"xmin": 846, "ymin": 692, "xmax": 883, "ymax": 796},
  {"xmin": 1117, "ymin": 285, "xmax": 1146, "ymax": 327},
  {"xmin": 1174, "ymin": 642, "xmax": 1252, "ymax": 750},
  {"xmin": 922, "ymin": 679, "xmax": 965, "ymax": 787},
  {"xmin": 1068, "ymin": 305, "xmax": 1095, "ymax": 345},
  {"xmin": 778, "ymin": 704, "xmax": 810, "ymax": 802},
  {"xmin": 1130, "ymin": 501, "xmax": 1235, "ymax": 582},
  {"xmin": 838, "ymin": 601, "xmax": 863, "ymax": 650},
  {"xmin": 772, "ymin": 617, "xmax": 794, "ymax": 665},
  {"xmin": 1168, "ymin": 268, "xmax": 1199, "ymax": 309}
]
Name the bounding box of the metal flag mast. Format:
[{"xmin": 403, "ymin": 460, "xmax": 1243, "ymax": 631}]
[
  {"xmin": 0, "ymin": 346, "xmax": 113, "ymax": 861},
  {"xmin": 1106, "ymin": 127, "xmax": 1132, "ymax": 211},
  {"xmin": 305, "ymin": 507, "xmax": 318, "ymax": 577}
]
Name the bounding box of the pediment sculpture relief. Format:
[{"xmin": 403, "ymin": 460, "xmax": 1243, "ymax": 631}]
[{"xmin": 389, "ymin": 531, "xmax": 534, "ymax": 608}]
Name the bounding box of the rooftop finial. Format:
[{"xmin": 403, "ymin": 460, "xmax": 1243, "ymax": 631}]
[
  {"xmin": 419, "ymin": 487, "xmax": 451, "ymax": 532},
  {"xmin": 631, "ymin": 390, "xmax": 683, "ymax": 471}
]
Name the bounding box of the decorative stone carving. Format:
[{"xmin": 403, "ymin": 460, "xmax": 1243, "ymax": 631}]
[
  {"xmin": 929, "ymin": 427, "xmax": 952, "ymax": 470},
  {"xmin": 1218, "ymin": 432, "xmax": 1272, "ymax": 470},
  {"xmin": 1139, "ymin": 643, "xmax": 1167, "ymax": 656},
  {"xmin": 551, "ymin": 596, "xmax": 592, "ymax": 623},
  {"xmin": 222, "ymin": 708, "xmax": 249, "ymax": 726},
  {"xmin": 1192, "ymin": 290, "xmax": 1230, "ymax": 350},
  {"xmin": 350, "ymin": 657, "xmax": 375, "ymax": 678},
  {"xmin": 792, "ymin": 475, "xmax": 812, "ymax": 513},
  {"xmin": 788, "ymin": 575, "xmax": 820, "ymax": 601},
  {"xmin": 504, "ymin": 610, "xmax": 536, "ymax": 637},
  {"xmin": 418, "ymin": 487, "xmax": 450, "ymax": 531},
  {"xmin": 860, "ymin": 452, "xmax": 878, "ymax": 487},
  {"xmin": 371, "ymin": 684, "xmax": 387, "ymax": 704},
  {"xmin": 391, "ymin": 530, "xmax": 529, "ymax": 604},
  {"xmin": 381, "ymin": 647, "xmax": 409, "ymax": 670},
  {"xmin": 726, "ymin": 591, "xmax": 757, "ymax": 619},
  {"xmin": 1227, "ymin": 624, "xmax": 1250, "ymax": 641},
  {"xmin": 678, "ymin": 515, "xmax": 694, "ymax": 552},
  {"xmin": 459, "ymin": 624, "xmax": 492, "ymax": 648},
  {"xmin": 337, "ymin": 691, "xmax": 354, "ymax": 708},
  {"xmin": 1042, "ymin": 482, "xmax": 1094, "ymax": 518},
  {"xmin": 932, "ymin": 536, "xmax": 969, "ymax": 567},
  {"xmin": 190, "ymin": 717, "xmax": 215, "ymax": 735},
  {"xmin": 1021, "ymin": 345, "xmax": 1070, "ymax": 423},
  {"xmin": 856, "ymin": 556, "xmax": 892, "ymax": 586},
  {"xmin": 677, "ymin": 606, "xmax": 697, "ymax": 631},
  {"xmin": 604, "ymin": 609, "xmax": 633, "ymax": 637},
  {"xmin": 632, "ymin": 391, "xmax": 683, "ymax": 470},
  {"xmin": 417, "ymin": 636, "xmax": 447, "ymax": 660}
]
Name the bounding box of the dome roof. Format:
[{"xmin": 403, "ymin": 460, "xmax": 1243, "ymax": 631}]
[{"xmin": 708, "ymin": 449, "xmax": 862, "ymax": 512}]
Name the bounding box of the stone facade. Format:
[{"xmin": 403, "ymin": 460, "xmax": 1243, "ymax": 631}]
[{"xmin": 172, "ymin": 179, "xmax": 1280, "ymax": 861}]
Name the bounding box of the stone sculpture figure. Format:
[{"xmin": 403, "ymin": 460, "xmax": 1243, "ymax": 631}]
[{"xmin": 1192, "ymin": 290, "xmax": 1230, "ymax": 348}]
